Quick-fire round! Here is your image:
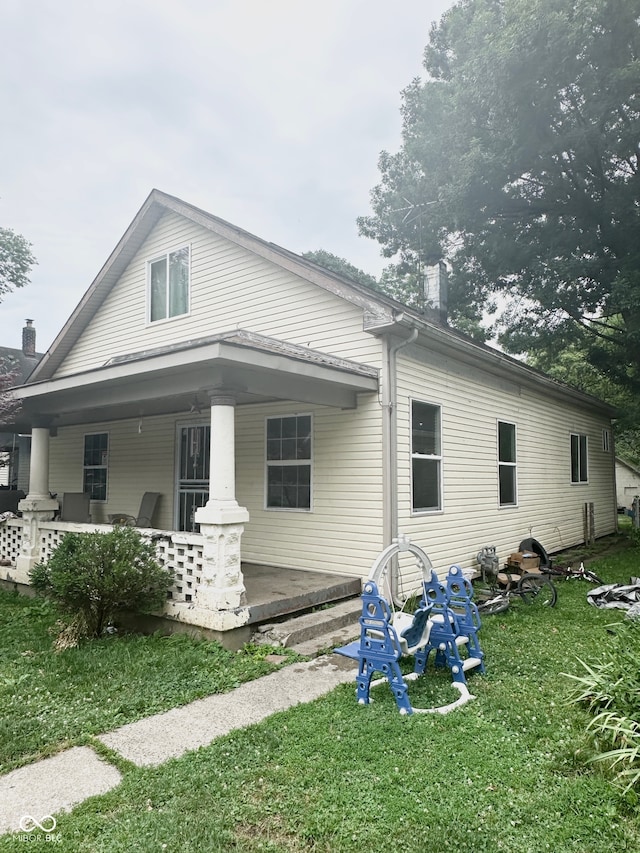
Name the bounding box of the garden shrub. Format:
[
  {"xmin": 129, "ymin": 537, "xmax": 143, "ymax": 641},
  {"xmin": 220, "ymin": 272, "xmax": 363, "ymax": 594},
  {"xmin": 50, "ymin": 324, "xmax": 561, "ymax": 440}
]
[
  {"xmin": 566, "ymin": 617, "xmax": 640, "ymax": 793},
  {"xmin": 29, "ymin": 526, "xmax": 173, "ymax": 641}
]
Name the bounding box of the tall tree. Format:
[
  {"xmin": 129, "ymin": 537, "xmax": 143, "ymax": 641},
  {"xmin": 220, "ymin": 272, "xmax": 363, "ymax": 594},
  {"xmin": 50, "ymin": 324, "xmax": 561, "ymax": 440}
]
[
  {"xmin": 0, "ymin": 224, "xmax": 36, "ymax": 424},
  {"xmin": 0, "ymin": 227, "xmax": 36, "ymax": 302},
  {"xmin": 358, "ymin": 0, "xmax": 640, "ymax": 378}
]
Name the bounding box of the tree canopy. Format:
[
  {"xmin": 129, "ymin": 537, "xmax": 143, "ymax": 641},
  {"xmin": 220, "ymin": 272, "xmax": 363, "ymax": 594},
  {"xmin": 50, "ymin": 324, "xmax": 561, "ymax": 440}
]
[
  {"xmin": 0, "ymin": 223, "xmax": 36, "ymax": 423},
  {"xmin": 358, "ymin": 0, "xmax": 640, "ymax": 390},
  {"xmin": 301, "ymin": 249, "xmax": 380, "ymax": 291},
  {"xmin": 0, "ymin": 227, "xmax": 36, "ymax": 302}
]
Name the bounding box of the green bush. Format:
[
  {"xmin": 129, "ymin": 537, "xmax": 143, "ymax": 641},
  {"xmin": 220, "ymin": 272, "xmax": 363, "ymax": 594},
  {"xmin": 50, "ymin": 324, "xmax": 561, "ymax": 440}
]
[
  {"xmin": 29, "ymin": 526, "xmax": 173, "ymax": 640},
  {"xmin": 566, "ymin": 617, "xmax": 640, "ymax": 793}
]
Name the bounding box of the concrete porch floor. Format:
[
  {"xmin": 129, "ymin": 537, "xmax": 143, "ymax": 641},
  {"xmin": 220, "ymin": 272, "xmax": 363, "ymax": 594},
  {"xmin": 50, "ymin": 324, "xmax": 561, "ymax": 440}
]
[{"xmin": 242, "ymin": 563, "xmax": 362, "ymax": 625}]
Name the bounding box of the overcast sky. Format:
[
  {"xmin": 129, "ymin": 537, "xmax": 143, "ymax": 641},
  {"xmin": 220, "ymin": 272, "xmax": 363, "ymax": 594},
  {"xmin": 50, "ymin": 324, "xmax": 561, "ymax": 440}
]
[{"xmin": 1, "ymin": 0, "xmax": 453, "ymax": 352}]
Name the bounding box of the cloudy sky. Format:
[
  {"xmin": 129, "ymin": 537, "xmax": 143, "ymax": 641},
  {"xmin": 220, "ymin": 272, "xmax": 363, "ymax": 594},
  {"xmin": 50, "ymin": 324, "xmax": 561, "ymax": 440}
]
[{"xmin": 1, "ymin": 0, "xmax": 453, "ymax": 352}]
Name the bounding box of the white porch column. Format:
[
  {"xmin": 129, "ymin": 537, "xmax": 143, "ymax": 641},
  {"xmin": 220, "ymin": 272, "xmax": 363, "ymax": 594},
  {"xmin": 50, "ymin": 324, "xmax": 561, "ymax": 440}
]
[
  {"xmin": 15, "ymin": 424, "xmax": 59, "ymax": 584},
  {"xmin": 28, "ymin": 426, "xmax": 53, "ymax": 499},
  {"xmin": 194, "ymin": 394, "xmax": 249, "ymax": 612}
]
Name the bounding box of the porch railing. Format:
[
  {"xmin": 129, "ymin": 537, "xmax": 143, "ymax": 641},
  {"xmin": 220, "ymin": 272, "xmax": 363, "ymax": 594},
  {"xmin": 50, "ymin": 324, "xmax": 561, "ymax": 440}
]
[
  {"xmin": 0, "ymin": 518, "xmax": 205, "ymax": 605},
  {"xmin": 0, "ymin": 518, "xmax": 24, "ymax": 566}
]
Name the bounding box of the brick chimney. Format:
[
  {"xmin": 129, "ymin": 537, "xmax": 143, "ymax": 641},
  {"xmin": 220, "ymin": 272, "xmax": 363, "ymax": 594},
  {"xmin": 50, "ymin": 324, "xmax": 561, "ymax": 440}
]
[{"xmin": 22, "ymin": 319, "xmax": 36, "ymax": 357}]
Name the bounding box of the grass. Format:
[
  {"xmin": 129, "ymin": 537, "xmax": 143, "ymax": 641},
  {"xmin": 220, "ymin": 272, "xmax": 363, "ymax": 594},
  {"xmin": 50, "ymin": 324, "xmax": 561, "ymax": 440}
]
[
  {"xmin": 0, "ymin": 591, "xmax": 298, "ymax": 774},
  {"xmin": 1, "ymin": 534, "xmax": 640, "ymax": 851}
]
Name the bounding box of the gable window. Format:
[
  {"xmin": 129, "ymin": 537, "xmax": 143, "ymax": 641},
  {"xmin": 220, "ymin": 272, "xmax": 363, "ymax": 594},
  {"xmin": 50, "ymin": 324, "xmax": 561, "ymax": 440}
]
[
  {"xmin": 411, "ymin": 400, "xmax": 442, "ymax": 512},
  {"xmin": 498, "ymin": 421, "xmax": 517, "ymax": 506},
  {"xmin": 571, "ymin": 433, "xmax": 588, "ymax": 483},
  {"xmin": 83, "ymin": 432, "xmax": 108, "ymax": 501},
  {"xmin": 148, "ymin": 245, "xmax": 190, "ymax": 322},
  {"xmin": 266, "ymin": 415, "xmax": 312, "ymax": 510}
]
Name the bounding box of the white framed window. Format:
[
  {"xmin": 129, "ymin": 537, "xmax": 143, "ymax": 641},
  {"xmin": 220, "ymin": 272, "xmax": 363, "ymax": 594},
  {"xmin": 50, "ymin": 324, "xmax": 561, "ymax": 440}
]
[
  {"xmin": 602, "ymin": 429, "xmax": 611, "ymax": 452},
  {"xmin": 148, "ymin": 245, "xmax": 190, "ymax": 323},
  {"xmin": 498, "ymin": 421, "xmax": 517, "ymax": 506},
  {"xmin": 265, "ymin": 414, "xmax": 312, "ymax": 510},
  {"xmin": 411, "ymin": 400, "xmax": 442, "ymax": 513},
  {"xmin": 571, "ymin": 433, "xmax": 588, "ymax": 483},
  {"xmin": 83, "ymin": 432, "xmax": 108, "ymax": 501}
]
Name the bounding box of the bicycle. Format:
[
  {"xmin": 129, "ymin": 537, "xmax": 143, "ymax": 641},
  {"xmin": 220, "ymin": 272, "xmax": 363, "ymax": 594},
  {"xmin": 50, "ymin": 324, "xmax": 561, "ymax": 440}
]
[
  {"xmin": 517, "ymin": 537, "xmax": 603, "ymax": 585},
  {"xmin": 541, "ymin": 561, "xmax": 603, "ymax": 585},
  {"xmin": 474, "ymin": 546, "xmax": 558, "ymax": 615}
]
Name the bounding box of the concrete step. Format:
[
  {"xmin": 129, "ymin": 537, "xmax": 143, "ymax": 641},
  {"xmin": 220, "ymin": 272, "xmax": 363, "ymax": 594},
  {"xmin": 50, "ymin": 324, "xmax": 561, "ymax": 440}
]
[
  {"xmin": 253, "ymin": 597, "xmax": 361, "ymax": 649},
  {"xmin": 288, "ymin": 622, "xmax": 361, "ymax": 657}
]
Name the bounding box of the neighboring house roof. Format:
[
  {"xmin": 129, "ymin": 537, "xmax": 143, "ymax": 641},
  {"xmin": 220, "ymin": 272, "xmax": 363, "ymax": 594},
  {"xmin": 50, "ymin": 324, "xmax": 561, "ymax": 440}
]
[
  {"xmin": 25, "ymin": 189, "xmax": 616, "ymax": 418},
  {"xmin": 0, "ymin": 322, "xmax": 43, "ymax": 437},
  {"xmin": 0, "ymin": 346, "xmax": 41, "ymax": 384},
  {"xmin": 615, "ymin": 456, "xmax": 640, "ymax": 478}
]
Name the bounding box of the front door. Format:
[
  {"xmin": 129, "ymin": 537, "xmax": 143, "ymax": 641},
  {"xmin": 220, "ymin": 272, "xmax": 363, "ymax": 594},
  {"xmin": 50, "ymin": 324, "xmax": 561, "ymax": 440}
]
[{"xmin": 175, "ymin": 423, "xmax": 210, "ymax": 531}]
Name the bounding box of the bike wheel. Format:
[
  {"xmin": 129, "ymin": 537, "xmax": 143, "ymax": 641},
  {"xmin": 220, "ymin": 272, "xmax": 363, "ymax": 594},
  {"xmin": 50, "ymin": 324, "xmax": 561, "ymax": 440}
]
[
  {"xmin": 477, "ymin": 595, "xmax": 510, "ymax": 615},
  {"xmin": 517, "ymin": 574, "xmax": 557, "ymax": 607}
]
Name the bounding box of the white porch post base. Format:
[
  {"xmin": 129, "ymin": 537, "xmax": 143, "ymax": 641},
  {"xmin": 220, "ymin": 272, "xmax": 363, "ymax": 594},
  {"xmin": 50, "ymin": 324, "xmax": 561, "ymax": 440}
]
[
  {"xmin": 194, "ymin": 502, "xmax": 250, "ymax": 612},
  {"xmin": 163, "ymin": 600, "xmax": 250, "ymax": 632},
  {"xmin": 14, "ymin": 497, "xmax": 59, "ymax": 584}
]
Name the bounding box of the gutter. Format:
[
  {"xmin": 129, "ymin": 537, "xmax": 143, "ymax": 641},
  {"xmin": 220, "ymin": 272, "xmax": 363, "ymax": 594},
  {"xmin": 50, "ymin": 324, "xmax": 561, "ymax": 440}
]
[{"xmin": 382, "ymin": 326, "xmax": 418, "ymax": 601}]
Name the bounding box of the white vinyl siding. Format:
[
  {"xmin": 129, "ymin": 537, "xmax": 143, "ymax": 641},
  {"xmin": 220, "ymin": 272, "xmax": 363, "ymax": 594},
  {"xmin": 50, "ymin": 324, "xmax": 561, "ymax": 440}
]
[
  {"xmin": 395, "ymin": 346, "xmax": 616, "ymax": 576},
  {"xmin": 53, "ymin": 212, "xmax": 382, "ymax": 379},
  {"xmin": 48, "ymin": 395, "xmax": 386, "ymax": 577},
  {"xmin": 50, "ymin": 416, "xmax": 178, "ymax": 529},
  {"xmin": 238, "ymin": 397, "xmax": 385, "ymax": 576}
]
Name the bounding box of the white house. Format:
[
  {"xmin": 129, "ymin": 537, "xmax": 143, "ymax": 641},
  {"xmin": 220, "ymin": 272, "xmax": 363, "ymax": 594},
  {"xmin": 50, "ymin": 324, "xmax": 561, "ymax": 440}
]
[
  {"xmin": 615, "ymin": 457, "xmax": 640, "ymax": 511},
  {"xmin": 1, "ymin": 190, "xmax": 617, "ymax": 643}
]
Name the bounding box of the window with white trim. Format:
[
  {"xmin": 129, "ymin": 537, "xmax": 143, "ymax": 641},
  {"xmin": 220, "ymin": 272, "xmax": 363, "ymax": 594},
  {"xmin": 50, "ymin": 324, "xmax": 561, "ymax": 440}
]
[
  {"xmin": 571, "ymin": 433, "xmax": 588, "ymax": 483},
  {"xmin": 602, "ymin": 429, "xmax": 611, "ymax": 452},
  {"xmin": 498, "ymin": 421, "xmax": 517, "ymax": 506},
  {"xmin": 83, "ymin": 432, "xmax": 108, "ymax": 501},
  {"xmin": 266, "ymin": 415, "xmax": 312, "ymax": 509},
  {"xmin": 148, "ymin": 245, "xmax": 190, "ymax": 322},
  {"xmin": 411, "ymin": 400, "xmax": 442, "ymax": 512}
]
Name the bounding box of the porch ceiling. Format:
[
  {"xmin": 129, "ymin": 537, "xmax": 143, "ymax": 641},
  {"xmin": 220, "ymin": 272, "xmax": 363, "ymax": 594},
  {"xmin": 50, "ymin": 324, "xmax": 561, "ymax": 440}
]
[{"xmin": 16, "ymin": 331, "xmax": 379, "ymax": 428}]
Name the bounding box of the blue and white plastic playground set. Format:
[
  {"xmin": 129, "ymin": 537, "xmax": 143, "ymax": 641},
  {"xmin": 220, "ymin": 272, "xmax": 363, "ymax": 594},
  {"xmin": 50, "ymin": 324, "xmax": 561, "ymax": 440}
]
[{"xmin": 336, "ymin": 535, "xmax": 486, "ymax": 715}]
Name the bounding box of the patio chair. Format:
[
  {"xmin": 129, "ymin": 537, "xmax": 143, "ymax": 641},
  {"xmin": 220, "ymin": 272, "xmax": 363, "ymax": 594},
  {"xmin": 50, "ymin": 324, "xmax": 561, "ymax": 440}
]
[
  {"xmin": 59, "ymin": 492, "xmax": 91, "ymax": 523},
  {"xmin": 0, "ymin": 489, "xmax": 25, "ymax": 515},
  {"xmin": 108, "ymin": 492, "xmax": 160, "ymax": 528}
]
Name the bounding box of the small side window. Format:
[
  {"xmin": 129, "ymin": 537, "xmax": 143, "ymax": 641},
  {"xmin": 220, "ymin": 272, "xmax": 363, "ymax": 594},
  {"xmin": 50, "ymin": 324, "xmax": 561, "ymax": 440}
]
[
  {"xmin": 498, "ymin": 421, "xmax": 517, "ymax": 506},
  {"xmin": 571, "ymin": 433, "xmax": 588, "ymax": 483},
  {"xmin": 83, "ymin": 432, "xmax": 108, "ymax": 501}
]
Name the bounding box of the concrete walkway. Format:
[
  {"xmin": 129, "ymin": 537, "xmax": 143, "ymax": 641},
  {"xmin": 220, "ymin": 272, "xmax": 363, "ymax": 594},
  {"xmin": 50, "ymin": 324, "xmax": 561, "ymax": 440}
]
[{"xmin": 0, "ymin": 654, "xmax": 357, "ymax": 836}]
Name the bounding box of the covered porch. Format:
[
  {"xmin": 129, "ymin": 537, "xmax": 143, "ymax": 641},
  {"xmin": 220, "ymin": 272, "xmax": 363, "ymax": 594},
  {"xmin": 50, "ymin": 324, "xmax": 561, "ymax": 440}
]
[
  {"xmin": 6, "ymin": 330, "xmax": 377, "ymax": 639},
  {"xmin": 0, "ymin": 514, "xmax": 361, "ymax": 645}
]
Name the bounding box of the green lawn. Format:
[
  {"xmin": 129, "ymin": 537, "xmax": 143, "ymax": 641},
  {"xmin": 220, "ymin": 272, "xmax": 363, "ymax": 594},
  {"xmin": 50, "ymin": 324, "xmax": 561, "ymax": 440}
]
[
  {"xmin": 1, "ymin": 536, "xmax": 640, "ymax": 851},
  {"xmin": 0, "ymin": 592, "xmax": 297, "ymax": 774}
]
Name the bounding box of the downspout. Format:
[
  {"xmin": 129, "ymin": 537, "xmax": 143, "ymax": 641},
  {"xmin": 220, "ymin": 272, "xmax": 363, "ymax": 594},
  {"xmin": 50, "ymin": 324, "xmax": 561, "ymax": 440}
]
[{"xmin": 382, "ymin": 325, "xmax": 419, "ymax": 600}]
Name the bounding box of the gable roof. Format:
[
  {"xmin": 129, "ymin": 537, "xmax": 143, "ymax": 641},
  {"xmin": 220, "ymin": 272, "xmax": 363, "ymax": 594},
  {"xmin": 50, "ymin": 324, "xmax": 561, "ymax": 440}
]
[
  {"xmin": 28, "ymin": 189, "xmax": 409, "ymax": 384},
  {"xmin": 25, "ymin": 189, "xmax": 616, "ymax": 419},
  {"xmin": 616, "ymin": 456, "xmax": 640, "ymax": 477}
]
